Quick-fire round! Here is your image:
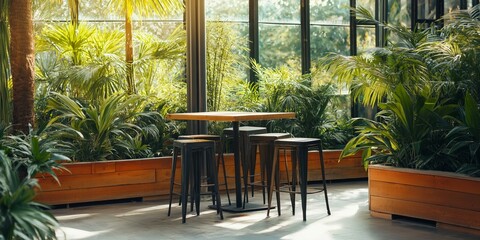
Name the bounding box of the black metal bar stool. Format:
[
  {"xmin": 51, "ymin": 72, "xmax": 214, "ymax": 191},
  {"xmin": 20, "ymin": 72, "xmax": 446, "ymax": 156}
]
[
  {"xmin": 178, "ymin": 135, "xmax": 231, "ymax": 205},
  {"xmin": 267, "ymin": 137, "xmax": 331, "ymax": 221},
  {"xmin": 167, "ymin": 139, "xmax": 223, "ymax": 223},
  {"xmin": 223, "ymin": 126, "xmax": 267, "ymax": 205},
  {"xmin": 247, "ymin": 132, "xmax": 291, "ymax": 206}
]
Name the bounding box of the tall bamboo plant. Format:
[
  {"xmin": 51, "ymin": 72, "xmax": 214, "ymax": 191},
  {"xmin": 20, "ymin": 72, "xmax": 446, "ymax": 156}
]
[
  {"xmin": 206, "ymin": 21, "xmax": 248, "ymax": 111},
  {"xmin": 0, "ymin": 0, "xmax": 10, "ymax": 127}
]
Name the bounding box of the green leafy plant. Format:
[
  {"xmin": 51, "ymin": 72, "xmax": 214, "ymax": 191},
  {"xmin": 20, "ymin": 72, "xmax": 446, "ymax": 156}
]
[
  {"xmin": 1, "ymin": 126, "xmax": 70, "ymax": 182},
  {"xmin": 252, "ymin": 62, "xmax": 353, "ymax": 148},
  {"xmin": 46, "ymin": 92, "xmax": 160, "ymax": 161},
  {"xmin": 445, "ymin": 92, "xmax": 480, "ymax": 176},
  {"xmin": 341, "ymin": 85, "xmax": 456, "ymax": 170},
  {"xmin": 323, "ymin": 6, "xmax": 480, "ymax": 175},
  {"xmin": 206, "ymin": 21, "xmax": 248, "ymax": 112},
  {"xmin": 0, "ymin": 151, "xmax": 59, "ymax": 240}
]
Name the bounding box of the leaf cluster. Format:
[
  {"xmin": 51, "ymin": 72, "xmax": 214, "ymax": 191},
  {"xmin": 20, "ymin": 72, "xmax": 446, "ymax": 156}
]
[{"xmin": 331, "ymin": 5, "xmax": 480, "ymax": 175}]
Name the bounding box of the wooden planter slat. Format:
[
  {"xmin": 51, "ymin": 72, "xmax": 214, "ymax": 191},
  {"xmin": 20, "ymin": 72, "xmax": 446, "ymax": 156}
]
[
  {"xmin": 35, "ymin": 150, "xmax": 365, "ymax": 205},
  {"xmin": 38, "ymin": 170, "xmax": 156, "ymax": 191},
  {"xmin": 370, "ymin": 196, "xmax": 480, "ymax": 230},
  {"xmin": 369, "ymin": 165, "xmax": 480, "ymax": 234},
  {"xmin": 369, "ymin": 166, "xmax": 480, "ymax": 195},
  {"xmin": 370, "ymin": 180, "xmax": 480, "ymax": 211},
  {"xmin": 35, "ymin": 182, "xmax": 166, "ymax": 205}
]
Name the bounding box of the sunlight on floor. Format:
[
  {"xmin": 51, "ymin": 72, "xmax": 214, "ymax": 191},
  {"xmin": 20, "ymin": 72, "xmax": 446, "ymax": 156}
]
[
  {"xmin": 55, "ymin": 213, "xmax": 96, "ymax": 221},
  {"xmin": 56, "ymin": 227, "xmax": 111, "ymax": 240},
  {"xmin": 116, "ymin": 204, "xmax": 168, "ymax": 217}
]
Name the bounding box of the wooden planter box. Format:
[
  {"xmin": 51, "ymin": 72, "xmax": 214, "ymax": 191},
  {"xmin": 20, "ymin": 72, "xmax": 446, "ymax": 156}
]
[
  {"xmin": 34, "ymin": 150, "xmax": 365, "ymax": 206},
  {"xmin": 369, "ymin": 165, "xmax": 480, "ymax": 235}
]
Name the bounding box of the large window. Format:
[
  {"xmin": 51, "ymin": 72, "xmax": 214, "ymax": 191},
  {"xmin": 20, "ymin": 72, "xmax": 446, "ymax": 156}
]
[
  {"xmin": 33, "ymin": 0, "xmax": 478, "ymax": 118},
  {"xmin": 259, "ymin": 0, "xmax": 301, "ymax": 69},
  {"xmin": 310, "ymin": 0, "xmax": 350, "ymax": 61}
]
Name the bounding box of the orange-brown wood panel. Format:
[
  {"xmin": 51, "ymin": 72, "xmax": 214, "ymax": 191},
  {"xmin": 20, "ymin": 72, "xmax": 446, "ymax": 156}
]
[
  {"xmin": 369, "ymin": 166, "xmax": 480, "ymax": 195},
  {"xmin": 370, "ymin": 196, "xmax": 480, "ymax": 230},
  {"xmin": 92, "ymin": 162, "xmax": 116, "ymax": 174},
  {"xmin": 35, "ymin": 182, "xmax": 165, "ymax": 205},
  {"xmin": 115, "ymin": 158, "xmax": 167, "ymax": 171},
  {"xmin": 42, "ymin": 162, "xmax": 93, "ymax": 176},
  {"xmin": 34, "ymin": 151, "xmax": 365, "ymax": 205},
  {"xmin": 369, "ymin": 180, "xmax": 480, "ymax": 212},
  {"xmin": 38, "ymin": 170, "xmax": 156, "ymax": 191}
]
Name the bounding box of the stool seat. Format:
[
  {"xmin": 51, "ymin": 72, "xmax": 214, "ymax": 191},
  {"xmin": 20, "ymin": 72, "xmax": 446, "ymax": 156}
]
[
  {"xmin": 274, "ymin": 138, "xmax": 321, "ymax": 145},
  {"xmin": 173, "ymin": 138, "xmax": 215, "ymax": 147},
  {"xmin": 249, "ymin": 133, "xmax": 291, "ymax": 142},
  {"xmin": 223, "ymin": 126, "xmax": 268, "ymax": 134},
  {"xmin": 267, "ymin": 137, "xmax": 330, "ymax": 221},
  {"xmin": 178, "ymin": 135, "xmax": 221, "ymax": 141}
]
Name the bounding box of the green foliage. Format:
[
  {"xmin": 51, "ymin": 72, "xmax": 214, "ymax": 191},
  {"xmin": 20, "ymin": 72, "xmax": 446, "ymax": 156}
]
[
  {"xmin": 320, "ymin": 7, "xmax": 432, "ymax": 107},
  {"xmin": 1, "ymin": 126, "xmax": 70, "ymax": 182},
  {"xmin": 46, "ymin": 93, "xmax": 160, "ymax": 161},
  {"xmin": 341, "ymin": 85, "xmax": 456, "ymax": 170},
  {"xmin": 0, "ymin": 151, "xmax": 59, "ymax": 240},
  {"xmin": 206, "ymin": 21, "xmax": 248, "ymax": 112},
  {"xmin": 333, "ymin": 6, "xmax": 480, "ymax": 175},
  {"xmin": 36, "ymin": 23, "xmax": 126, "ymax": 101},
  {"xmin": 253, "ymin": 62, "xmax": 353, "ymax": 148},
  {"xmin": 445, "ymin": 92, "xmax": 480, "ymax": 176},
  {"xmin": 134, "ymin": 26, "xmax": 186, "ymax": 97}
]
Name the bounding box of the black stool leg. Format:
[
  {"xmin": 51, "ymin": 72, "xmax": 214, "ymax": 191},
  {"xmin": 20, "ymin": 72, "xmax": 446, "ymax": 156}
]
[
  {"xmin": 299, "ymin": 145, "xmax": 308, "ymax": 221},
  {"xmin": 208, "ymin": 146, "xmax": 224, "ymax": 219},
  {"xmin": 181, "ymin": 146, "xmax": 191, "ymax": 223},
  {"xmin": 249, "ymin": 141, "xmax": 257, "ymax": 198},
  {"xmin": 318, "ymin": 143, "xmax": 331, "ymax": 215},
  {"xmin": 267, "ymin": 145, "xmax": 275, "ymax": 217},
  {"xmin": 218, "ymin": 141, "xmax": 231, "ymax": 205},
  {"xmin": 168, "ymin": 147, "xmax": 178, "ymax": 216},
  {"xmin": 275, "ymin": 149, "xmax": 281, "ymax": 216},
  {"xmin": 290, "ymin": 148, "xmax": 298, "ymax": 216},
  {"xmin": 194, "ymin": 150, "xmax": 202, "ymax": 216},
  {"xmin": 259, "ymin": 144, "xmax": 268, "ymax": 204}
]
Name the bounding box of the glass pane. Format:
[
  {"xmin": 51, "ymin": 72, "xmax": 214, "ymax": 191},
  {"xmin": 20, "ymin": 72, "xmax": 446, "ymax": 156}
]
[
  {"xmin": 310, "ymin": 0, "xmax": 349, "ymax": 25},
  {"xmin": 357, "ymin": 0, "xmax": 375, "ymax": 16},
  {"xmin": 445, "ymin": 0, "xmax": 461, "ymax": 12},
  {"xmin": 468, "ymin": 0, "xmax": 477, "ymax": 8},
  {"xmin": 418, "ymin": 0, "xmax": 437, "ymax": 19},
  {"xmin": 259, "ymin": 0, "xmax": 300, "ymax": 23},
  {"xmin": 310, "ymin": 26, "xmax": 349, "ymax": 62},
  {"xmin": 357, "ymin": 26, "xmax": 376, "ymax": 53},
  {"xmin": 80, "ymin": 0, "xmax": 122, "ymax": 20},
  {"xmin": 33, "ymin": 0, "xmax": 69, "ymax": 21},
  {"xmin": 388, "ymin": 0, "xmax": 411, "ymax": 27},
  {"xmin": 259, "ymin": 24, "xmax": 301, "ymax": 69},
  {"xmin": 206, "ymin": 0, "xmax": 249, "ymax": 21},
  {"xmin": 134, "ymin": 22, "xmax": 183, "ymax": 40}
]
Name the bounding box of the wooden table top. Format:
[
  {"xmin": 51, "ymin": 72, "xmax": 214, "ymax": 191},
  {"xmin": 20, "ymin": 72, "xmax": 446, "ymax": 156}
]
[{"xmin": 166, "ymin": 111, "xmax": 295, "ymax": 122}]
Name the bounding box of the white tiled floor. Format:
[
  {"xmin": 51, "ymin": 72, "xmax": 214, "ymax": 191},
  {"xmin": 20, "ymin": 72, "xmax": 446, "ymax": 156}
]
[{"xmin": 52, "ymin": 180, "xmax": 479, "ymax": 240}]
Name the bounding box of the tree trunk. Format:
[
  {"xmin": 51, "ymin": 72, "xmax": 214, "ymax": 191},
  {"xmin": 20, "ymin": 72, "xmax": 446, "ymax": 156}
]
[
  {"xmin": 0, "ymin": 0, "xmax": 11, "ymax": 126},
  {"xmin": 9, "ymin": 0, "xmax": 35, "ymax": 133},
  {"xmin": 125, "ymin": 0, "xmax": 135, "ymax": 94}
]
